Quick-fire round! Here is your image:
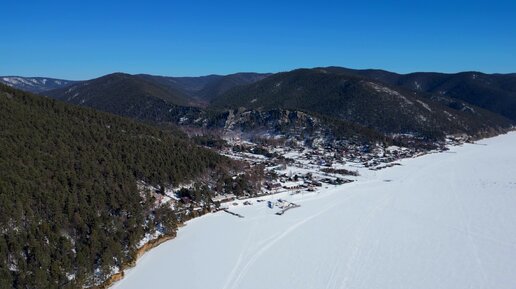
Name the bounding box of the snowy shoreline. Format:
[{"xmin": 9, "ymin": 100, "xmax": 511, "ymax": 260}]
[{"xmin": 112, "ymin": 132, "xmax": 516, "ymax": 289}]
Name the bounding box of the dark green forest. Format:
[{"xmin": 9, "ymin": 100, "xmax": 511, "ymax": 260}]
[
  {"xmin": 0, "ymin": 84, "xmax": 232, "ymax": 288},
  {"xmin": 213, "ymin": 68, "xmax": 513, "ymax": 139}
]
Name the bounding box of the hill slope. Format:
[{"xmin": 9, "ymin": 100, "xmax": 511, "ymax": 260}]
[
  {"xmin": 323, "ymin": 67, "xmax": 516, "ymax": 121},
  {"xmin": 138, "ymin": 72, "xmax": 270, "ymax": 103},
  {"xmin": 196, "ymin": 73, "xmax": 271, "ymax": 101},
  {"xmin": 0, "ymin": 84, "xmax": 231, "ymax": 288},
  {"xmin": 43, "ymin": 73, "xmax": 269, "ymax": 126},
  {"xmin": 214, "ymin": 68, "xmax": 513, "ymax": 139},
  {"xmin": 45, "ymin": 72, "xmax": 197, "ymax": 107}
]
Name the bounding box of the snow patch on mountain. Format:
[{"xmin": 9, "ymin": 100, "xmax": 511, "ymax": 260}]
[
  {"xmin": 0, "ymin": 76, "xmax": 76, "ymax": 93},
  {"xmin": 367, "ymin": 82, "xmax": 414, "ymax": 105},
  {"xmin": 416, "ymin": 99, "xmax": 433, "ymax": 112}
]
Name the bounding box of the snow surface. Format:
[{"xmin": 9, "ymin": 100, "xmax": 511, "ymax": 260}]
[{"xmin": 113, "ymin": 132, "xmax": 516, "ymax": 289}]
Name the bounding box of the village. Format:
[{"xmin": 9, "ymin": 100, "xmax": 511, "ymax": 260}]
[
  {"xmin": 132, "ymin": 132, "xmax": 474, "ymax": 255},
  {"xmin": 213, "ymin": 133, "xmax": 473, "ymax": 207},
  {"xmin": 142, "ymin": 132, "xmax": 471, "ymax": 222}
]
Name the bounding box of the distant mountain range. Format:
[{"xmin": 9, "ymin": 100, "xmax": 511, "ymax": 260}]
[
  {"xmin": 1, "ymin": 72, "xmax": 269, "ymax": 104},
  {"xmin": 0, "ymin": 76, "xmax": 77, "ymax": 93},
  {"xmin": 45, "ymin": 73, "xmax": 198, "ymax": 115},
  {"xmin": 321, "ymin": 67, "xmax": 516, "ymax": 121},
  {"xmin": 137, "ymin": 72, "xmax": 270, "ymax": 103},
  {"xmin": 3, "ymin": 67, "xmax": 515, "ymax": 142},
  {"xmin": 40, "ymin": 73, "xmax": 269, "ymax": 127},
  {"xmin": 215, "ymin": 68, "xmax": 513, "ymax": 138}
]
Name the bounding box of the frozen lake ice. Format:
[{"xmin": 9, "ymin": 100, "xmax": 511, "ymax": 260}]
[{"xmin": 113, "ymin": 132, "xmax": 516, "ymax": 289}]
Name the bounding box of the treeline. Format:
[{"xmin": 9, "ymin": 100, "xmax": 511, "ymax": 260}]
[{"xmin": 0, "ymin": 84, "xmax": 233, "ymax": 288}]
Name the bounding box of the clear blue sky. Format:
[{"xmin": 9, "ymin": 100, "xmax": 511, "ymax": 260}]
[{"xmin": 1, "ymin": 0, "xmax": 515, "ymax": 80}]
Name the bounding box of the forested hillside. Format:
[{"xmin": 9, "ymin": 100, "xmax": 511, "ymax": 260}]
[
  {"xmin": 0, "ymin": 84, "xmax": 235, "ymax": 288},
  {"xmin": 322, "ymin": 67, "xmax": 516, "ymax": 121},
  {"xmin": 44, "ymin": 72, "xmax": 270, "ymax": 110},
  {"xmin": 214, "ymin": 68, "xmax": 513, "ymax": 139},
  {"xmin": 45, "ymin": 73, "xmax": 198, "ymax": 108},
  {"xmin": 138, "ymin": 72, "xmax": 270, "ymax": 103}
]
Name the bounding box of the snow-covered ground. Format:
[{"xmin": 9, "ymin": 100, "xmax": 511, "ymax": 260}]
[{"xmin": 113, "ymin": 132, "xmax": 516, "ymax": 289}]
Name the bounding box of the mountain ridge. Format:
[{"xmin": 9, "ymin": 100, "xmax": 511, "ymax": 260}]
[
  {"xmin": 214, "ymin": 68, "xmax": 513, "ymax": 139},
  {"xmin": 314, "ymin": 67, "xmax": 516, "ymax": 121},
  {"xmin": 0, "ymin": 76, "xmax": 77, "ymax": 93},
  {"xmin": 10, "ymin": 67, "xmax": 516, "ymax": 143}
]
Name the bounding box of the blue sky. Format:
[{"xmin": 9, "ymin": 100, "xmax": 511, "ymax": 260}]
[{"xmin": 1, "ymin": 0, "xmax": 515, "ymax": 79}]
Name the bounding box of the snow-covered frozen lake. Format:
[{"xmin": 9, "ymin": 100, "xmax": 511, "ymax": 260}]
[{"xmin": 113, "ymin": 132, "xmax": 516, "ymax": 289}]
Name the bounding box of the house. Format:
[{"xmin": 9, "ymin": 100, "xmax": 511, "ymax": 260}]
[
  {"xmin": 283, "ymin": 184, "xmax": 302, "ymax": 190},
  {"xmin": 265, "ymin": 182, "xmax": 282, "ymax": 191}
]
